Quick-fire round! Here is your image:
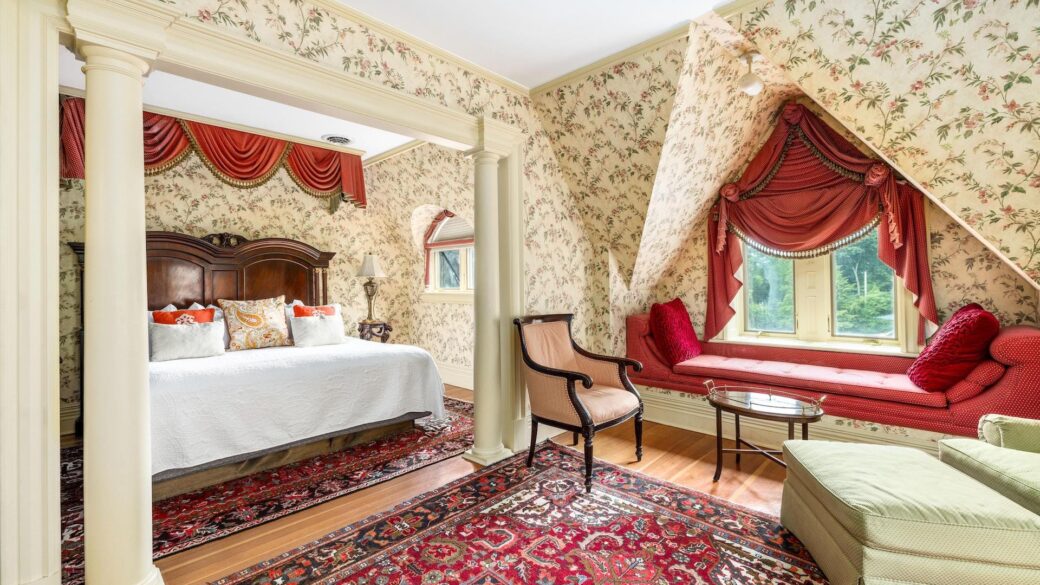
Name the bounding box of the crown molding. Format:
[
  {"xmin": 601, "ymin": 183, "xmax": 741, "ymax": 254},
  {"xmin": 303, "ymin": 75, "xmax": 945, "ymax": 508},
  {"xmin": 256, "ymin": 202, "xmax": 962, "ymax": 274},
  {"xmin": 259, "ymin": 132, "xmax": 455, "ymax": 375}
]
[
  {"xmin": 159, "ymin": 17, "xmax": 480, "ymax": 151},
  {"xmin": 712, "ymin": 0, "xmax": 772, "ymax": 18},
  {"xmin": 362, "ymin": 139, "xmax": 425, "ymax": 168},
  {"xmin": 308, "ymin": 0, "xmax": 529, "ymax": 97},
  {"xmin": 530, "ymin": 22, "xmax": 692, "ymax": 96},
  {"xmin": 58, "ymin": 85, "xmax": 367, "ymax": 157}
]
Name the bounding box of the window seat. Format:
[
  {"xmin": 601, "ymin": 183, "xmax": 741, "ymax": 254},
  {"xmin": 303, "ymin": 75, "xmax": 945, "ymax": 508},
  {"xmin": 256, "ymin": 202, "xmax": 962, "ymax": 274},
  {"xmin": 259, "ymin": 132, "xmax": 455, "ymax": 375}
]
[
  {"xmin": 673, "ymin": 355, "xmax": 946, "ymax": 408},
  {"xmin": 625, "ymin": 313, "xmax": 1040, "ymax": 437}
]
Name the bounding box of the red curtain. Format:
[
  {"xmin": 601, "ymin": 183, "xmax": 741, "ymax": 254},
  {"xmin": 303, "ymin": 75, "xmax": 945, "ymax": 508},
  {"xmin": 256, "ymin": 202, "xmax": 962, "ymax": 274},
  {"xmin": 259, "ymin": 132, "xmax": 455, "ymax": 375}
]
[
  {"xmin": 59, "ymin": 96, "xmax": 367, "ymax": 206},
  {"xmin": 143, "ymin": 112, "xmax": 190, "ymax": 173},
  {"xmin": 705, "ymin": 102, "xmax": 938, "ymax": 343},
  {"xmin": 60, "ymin": 97, "xmax": 86, "ymax": 179}
]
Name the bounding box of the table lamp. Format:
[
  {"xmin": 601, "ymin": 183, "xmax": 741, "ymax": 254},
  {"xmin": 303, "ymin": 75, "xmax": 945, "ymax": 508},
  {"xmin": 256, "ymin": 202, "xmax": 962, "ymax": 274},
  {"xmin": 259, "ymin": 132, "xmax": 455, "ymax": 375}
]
[{"xmin": 357, "ymin": 253, "xmax": 386, "ymax": 321}]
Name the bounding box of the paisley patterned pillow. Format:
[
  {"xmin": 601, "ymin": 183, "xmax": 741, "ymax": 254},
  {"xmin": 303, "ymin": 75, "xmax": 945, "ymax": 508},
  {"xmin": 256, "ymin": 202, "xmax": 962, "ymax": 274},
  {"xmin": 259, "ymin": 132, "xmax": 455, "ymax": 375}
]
[{"xmin": 217, "ymin": 296, "xmax": 290, "ymax": 351}]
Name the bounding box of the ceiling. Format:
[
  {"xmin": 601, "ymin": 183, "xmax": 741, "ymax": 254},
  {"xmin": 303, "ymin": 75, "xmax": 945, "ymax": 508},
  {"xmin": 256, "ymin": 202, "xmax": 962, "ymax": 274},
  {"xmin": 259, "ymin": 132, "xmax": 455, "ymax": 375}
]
[
  {"xmin": 58, "ymin": 46, "xmax": 414, "ymax": 160},
  {"xmin": 339, "ymin": 0, "xmax": 720, "ymax": 87}
]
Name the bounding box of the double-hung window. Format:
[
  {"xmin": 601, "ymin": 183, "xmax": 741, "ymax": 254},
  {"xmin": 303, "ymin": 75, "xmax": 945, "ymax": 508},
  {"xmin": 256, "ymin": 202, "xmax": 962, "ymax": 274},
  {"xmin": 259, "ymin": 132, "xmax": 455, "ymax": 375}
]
[{"xmin": 726, "ymin": 228, "xmax": 918, "ymax": 354}]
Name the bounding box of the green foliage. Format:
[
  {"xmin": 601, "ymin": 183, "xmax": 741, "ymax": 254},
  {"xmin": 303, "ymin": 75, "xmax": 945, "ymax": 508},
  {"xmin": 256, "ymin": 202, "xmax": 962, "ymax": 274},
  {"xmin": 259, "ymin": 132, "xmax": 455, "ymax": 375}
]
[
  {"xmin": 832, "ymin": 230, "xmax": 896, "ymax": 337},
  {"xmin": 745, "ymin": 247, "xmax": 795, "ymax": 333}
]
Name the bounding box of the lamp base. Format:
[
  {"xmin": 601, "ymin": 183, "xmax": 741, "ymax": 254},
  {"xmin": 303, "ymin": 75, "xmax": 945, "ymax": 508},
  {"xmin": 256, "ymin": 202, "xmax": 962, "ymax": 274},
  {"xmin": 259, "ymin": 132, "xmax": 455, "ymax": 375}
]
[{"xmin": 362, "ymin": 277, "xmax": 378, "ymax": 321}]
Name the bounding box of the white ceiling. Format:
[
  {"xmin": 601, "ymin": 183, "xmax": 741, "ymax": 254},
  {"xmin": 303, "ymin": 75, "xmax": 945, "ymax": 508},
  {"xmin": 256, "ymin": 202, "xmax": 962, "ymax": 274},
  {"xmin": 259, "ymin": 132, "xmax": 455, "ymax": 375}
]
[
  {"xmin": 339, "ymin": 0, "xmax": 720, "ymax": 87},
  {"xmin": 59, "ymin": 46, "xmax": 414, "ymax": 160}
]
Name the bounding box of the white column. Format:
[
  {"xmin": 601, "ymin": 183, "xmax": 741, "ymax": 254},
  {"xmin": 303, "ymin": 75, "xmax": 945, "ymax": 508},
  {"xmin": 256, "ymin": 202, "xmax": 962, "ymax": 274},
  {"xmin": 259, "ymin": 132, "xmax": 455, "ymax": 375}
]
[
  {"xmin": 464, "ymin": 150, "xmax": 512, "ymax": 466},
  {"xmin": 81, "ymin": 44, "xmax": 164, "ymax": 585}
]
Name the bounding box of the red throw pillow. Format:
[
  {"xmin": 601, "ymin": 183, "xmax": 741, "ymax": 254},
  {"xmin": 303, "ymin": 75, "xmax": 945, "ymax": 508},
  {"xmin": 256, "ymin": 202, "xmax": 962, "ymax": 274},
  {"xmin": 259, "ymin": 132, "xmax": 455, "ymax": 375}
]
[
  {"xmin": 152, "ymin": 308, "xmax": 215, "ymax": 325},
  {"xmin": 648, "ymin": 298, "xmax": 702, "ymax": 367},
  {"xmin": 294, "ymin": 304, "xmax": 336, "ymax": 317},
  {"xmin": 907, "ymin": 304, "xmax": 1000, "ymax": 392}
]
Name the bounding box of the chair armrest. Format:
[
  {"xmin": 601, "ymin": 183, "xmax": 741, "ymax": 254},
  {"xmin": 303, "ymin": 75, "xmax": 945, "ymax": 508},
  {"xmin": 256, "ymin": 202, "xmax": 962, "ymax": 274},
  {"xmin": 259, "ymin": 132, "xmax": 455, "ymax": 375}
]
[
  {"xmin": 574, "ymin": 348, "xmax": 643, "ymax": 373},
  {"xmin": 523, "ymin": 360, "xmax": 593, "ymax": 389},
  {"xmin": 978, "ymin": 414, "xmax": 1040, "ymax": 453}
]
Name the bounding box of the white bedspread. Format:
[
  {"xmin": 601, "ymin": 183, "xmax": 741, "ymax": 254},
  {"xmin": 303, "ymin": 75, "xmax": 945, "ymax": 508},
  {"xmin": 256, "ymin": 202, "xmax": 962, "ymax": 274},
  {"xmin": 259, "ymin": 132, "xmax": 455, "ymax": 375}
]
[{"xmin": 149, "ymin": 338, "xmax": 445, "ymax": 476}]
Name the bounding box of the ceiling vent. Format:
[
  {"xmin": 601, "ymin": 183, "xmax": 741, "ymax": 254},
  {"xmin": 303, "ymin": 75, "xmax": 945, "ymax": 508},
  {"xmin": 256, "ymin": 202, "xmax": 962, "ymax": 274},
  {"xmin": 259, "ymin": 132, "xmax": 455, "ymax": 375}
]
[{"xmin": 321, "ymin": 134, "xmax": 353, "ymax": 146}]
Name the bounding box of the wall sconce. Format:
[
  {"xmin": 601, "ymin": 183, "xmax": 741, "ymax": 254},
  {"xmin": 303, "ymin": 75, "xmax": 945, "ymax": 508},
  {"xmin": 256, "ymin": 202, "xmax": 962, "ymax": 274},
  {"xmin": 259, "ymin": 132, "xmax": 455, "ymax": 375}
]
[{"xmin": 737, "ymin": 52, "xmax": 764, "ymax": 96}]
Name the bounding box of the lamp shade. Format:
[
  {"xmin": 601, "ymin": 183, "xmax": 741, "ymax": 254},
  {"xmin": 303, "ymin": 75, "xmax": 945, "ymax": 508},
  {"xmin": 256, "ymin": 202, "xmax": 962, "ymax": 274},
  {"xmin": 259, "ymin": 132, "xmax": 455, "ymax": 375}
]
[{"xmin": 356, "ymin": 254, "xmax": 386, "ymax": 278}]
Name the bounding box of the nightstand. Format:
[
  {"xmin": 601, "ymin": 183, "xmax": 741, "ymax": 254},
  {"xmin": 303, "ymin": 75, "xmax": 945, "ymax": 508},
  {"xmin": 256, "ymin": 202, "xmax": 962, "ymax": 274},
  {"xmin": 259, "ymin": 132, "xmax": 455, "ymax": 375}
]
[{"xmin": 358, "ymin": 320, "xmax": 392, "ymax": 342}]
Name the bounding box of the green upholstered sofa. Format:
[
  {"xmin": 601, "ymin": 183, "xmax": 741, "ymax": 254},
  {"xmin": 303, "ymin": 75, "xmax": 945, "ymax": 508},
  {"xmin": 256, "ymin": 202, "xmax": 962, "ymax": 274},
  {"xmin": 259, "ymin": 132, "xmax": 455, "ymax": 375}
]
[{"xmin": 781, "ymin": 414, "xmax": 1040, "ymax": 585}]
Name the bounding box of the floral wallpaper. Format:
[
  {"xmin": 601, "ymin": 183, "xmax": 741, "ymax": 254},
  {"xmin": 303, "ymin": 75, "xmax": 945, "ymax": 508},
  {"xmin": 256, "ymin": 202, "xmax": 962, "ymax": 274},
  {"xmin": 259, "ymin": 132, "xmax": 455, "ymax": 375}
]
[
  {"xmin": 728, "ymin": 0, "xmax": 1040, "ymax": 285},
  {"xmin": 147, "ymin": 0, "xmax": 598, "ymax": 346},
  {"xmin": 533, "ymin": 36, "xmax": 687, "ymax": 352},
  {"xmin": 58, "ymin": 143, "xmax": 477, "ymax": 406}
]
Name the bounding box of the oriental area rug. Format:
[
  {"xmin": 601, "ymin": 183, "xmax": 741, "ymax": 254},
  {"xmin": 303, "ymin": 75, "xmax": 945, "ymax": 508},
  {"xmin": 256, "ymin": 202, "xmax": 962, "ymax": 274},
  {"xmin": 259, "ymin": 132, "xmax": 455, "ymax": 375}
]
[
  {"xmin": 213, "ymin": 442, "xmax": 826, "ymax": 585},
  {"xmin": 60, "ymin": 398, "xmax": 474, "ymax": 585}
]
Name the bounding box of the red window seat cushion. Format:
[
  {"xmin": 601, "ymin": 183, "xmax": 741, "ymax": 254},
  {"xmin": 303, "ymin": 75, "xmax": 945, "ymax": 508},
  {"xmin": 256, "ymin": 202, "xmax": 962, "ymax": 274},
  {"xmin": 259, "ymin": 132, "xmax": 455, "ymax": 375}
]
[{"xmin": 673, "ymin": 354, "xmax": 947, "ymax": 408}]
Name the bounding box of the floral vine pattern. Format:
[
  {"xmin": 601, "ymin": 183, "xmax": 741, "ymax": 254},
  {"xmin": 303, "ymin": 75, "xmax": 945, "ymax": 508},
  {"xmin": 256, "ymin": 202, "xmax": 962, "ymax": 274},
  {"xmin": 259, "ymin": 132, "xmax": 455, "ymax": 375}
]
[
  {"xmin": 58, "ymin": 144, "xmax": 476, "ymax": 406},
  {"xmin": 729, "ymin": 0, "xmax": 1040, "ymax": 282}
]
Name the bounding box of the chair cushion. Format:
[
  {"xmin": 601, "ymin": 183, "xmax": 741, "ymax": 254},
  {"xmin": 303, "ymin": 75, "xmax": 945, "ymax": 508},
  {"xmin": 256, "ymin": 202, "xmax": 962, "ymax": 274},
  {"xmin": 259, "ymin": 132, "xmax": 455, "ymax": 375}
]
[
  {"xmin": 940, "ymin": 438, "xmax": 1040, "ymax": 516},
  {"xmin": 649, "ymin": 298, "xmax": 701, "ymax": 366},
  {"xmin": 521, "ymin": 320, "xmax": 579, "ymax": 371},
  {"xmin": 674, "ymin": 354, "xmax": 946, "ymax": 407},
  {"xmin": 784, "ymin": 440, "xmax": 1040, "ymax": 568},
  {"xmin": 907, "ymin": 303, "xmax": 1000, "ymax": 391},
  {"xmin": 576, "ymin": 384, "xmax": 640, "ymax": 425}
]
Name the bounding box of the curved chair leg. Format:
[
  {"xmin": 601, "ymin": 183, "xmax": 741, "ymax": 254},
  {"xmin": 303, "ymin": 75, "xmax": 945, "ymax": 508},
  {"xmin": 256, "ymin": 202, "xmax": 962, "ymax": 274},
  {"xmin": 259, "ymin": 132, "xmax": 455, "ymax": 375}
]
[
  {"xmin": 583, "ymin": 428, "xmax": 595, "ymax": 493},
  {"xmin": 635, "ymin": 409, "xmax": 644, "ymax": 462},
  {"xmin": 527, "ymin": 418, "xmax": 539, "ymax": 467}
]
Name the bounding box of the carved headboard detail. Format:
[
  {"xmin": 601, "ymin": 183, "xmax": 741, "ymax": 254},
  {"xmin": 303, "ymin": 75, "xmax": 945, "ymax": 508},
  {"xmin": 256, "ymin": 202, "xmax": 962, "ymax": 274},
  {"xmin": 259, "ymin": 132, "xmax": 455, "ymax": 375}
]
[{"xmin": 70, "ymin": 231, "xmax": 335, "ymax": 309}]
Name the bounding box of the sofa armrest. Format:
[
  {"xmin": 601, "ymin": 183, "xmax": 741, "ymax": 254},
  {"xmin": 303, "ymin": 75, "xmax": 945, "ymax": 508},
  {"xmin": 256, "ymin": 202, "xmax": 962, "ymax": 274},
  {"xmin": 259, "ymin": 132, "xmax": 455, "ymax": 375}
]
[{"xmin": 978, "ymin": 414, "xmax": 1040, "ymax": 453}]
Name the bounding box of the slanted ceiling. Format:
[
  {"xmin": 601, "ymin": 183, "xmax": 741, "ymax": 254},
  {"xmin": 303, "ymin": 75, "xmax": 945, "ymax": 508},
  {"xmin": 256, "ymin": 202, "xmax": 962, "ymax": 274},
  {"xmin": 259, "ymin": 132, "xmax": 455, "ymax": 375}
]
[{"xmin": 726, "ymin": 0, "xmax": 1040, "ymax": 289}]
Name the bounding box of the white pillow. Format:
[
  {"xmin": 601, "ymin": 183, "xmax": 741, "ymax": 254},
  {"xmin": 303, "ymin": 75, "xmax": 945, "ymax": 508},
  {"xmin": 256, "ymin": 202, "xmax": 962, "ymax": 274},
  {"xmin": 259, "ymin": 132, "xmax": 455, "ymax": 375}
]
[
  {"xmin": 285, "ymin": 300, "xmax": 341, "ymax": 338},
  {"xmin": 290, "ymin": 313, "xmax": 346, "ymax": 347},
  {"xmin": 190, "ymin": 302, "xmax": 231, "ymax": 348},
  {"xmin": 148, "ymin": 322, "xmax": 226, "ymax": 362},
  {"xmin": 147, "ymin": 304, "xmax": 177, "ymax": 323}
]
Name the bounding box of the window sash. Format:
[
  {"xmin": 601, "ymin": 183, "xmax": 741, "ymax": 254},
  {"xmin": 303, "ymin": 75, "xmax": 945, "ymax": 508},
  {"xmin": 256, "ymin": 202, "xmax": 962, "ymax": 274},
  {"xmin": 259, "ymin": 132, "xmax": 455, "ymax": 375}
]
[{"xmin": 429, "ymin": 246, "xmax": 475, "ymax": 293}]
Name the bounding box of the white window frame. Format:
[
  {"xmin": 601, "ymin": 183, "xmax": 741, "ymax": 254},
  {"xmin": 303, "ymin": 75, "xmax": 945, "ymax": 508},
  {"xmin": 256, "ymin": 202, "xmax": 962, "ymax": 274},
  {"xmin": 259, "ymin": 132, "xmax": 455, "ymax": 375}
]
[
  {"xmin": 423, "ymin": 244, "xmax": 475, "ymax": 303},
  {"xmin": 722, "ymin": 240, "xmax": 920, "ymax": 356}
]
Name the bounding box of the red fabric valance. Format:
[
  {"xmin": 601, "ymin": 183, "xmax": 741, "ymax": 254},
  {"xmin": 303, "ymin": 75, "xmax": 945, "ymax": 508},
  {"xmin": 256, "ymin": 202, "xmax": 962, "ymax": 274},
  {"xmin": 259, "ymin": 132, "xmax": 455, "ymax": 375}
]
[
  {"xmin": 60, "ymin": 96, "xmax": 366, "ymax": 207},
  {"xmin": 705, "ymin": 102, "xmax": 938, "ymax": 343}
]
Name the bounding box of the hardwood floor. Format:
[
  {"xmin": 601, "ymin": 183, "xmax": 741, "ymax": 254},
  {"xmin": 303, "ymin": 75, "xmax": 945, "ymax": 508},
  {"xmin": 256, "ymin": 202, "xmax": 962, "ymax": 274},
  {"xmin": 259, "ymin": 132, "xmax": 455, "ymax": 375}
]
[{"xmin": 150, "ymin": 384, "xmax": 784, "ymax": 583}]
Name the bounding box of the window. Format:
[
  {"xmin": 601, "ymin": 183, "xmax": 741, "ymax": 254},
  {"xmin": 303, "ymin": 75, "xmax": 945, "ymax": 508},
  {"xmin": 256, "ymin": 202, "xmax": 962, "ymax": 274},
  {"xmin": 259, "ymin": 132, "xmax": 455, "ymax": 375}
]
[
  {"xmin": 423, "ymin": 211, "xmax": 474, "ymax": 302},
  {"xmin": 729, "ymin": 228, "xmax": 915, "ymax": 353}
]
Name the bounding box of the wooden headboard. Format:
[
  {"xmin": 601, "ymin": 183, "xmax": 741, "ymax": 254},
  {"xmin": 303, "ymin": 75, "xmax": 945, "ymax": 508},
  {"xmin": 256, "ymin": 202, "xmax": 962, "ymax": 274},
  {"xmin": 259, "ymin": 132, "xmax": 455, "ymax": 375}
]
[{"xmin": 70, "ymin": 231, "xmax": 336, "ymax": 309}]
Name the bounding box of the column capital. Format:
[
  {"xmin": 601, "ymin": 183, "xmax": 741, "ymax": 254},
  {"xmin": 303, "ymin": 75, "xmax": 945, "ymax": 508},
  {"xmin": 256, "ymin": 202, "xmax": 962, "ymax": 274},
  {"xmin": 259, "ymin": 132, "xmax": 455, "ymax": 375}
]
[
  {"xmin": 67, "ymin": 0, "xmax": 181, "ymax": 70},
  {"xmin": 467, "ymin": 117, "xmax": 523, "ymax": 158}
]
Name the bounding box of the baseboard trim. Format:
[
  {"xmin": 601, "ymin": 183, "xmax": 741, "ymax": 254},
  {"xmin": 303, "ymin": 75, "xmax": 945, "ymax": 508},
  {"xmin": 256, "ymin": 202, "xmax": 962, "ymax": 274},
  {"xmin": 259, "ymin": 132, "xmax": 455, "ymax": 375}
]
[
  {"xmin": 60, "ymin": 404, "xmax": 79, "ymax": 436},
  {"xmin": 436, "ymin": 360, "xmax": 473, "ymax": 390},
  {"xmin": 638, "ymin": 386, "xmax": 947, "ymax": 455}
]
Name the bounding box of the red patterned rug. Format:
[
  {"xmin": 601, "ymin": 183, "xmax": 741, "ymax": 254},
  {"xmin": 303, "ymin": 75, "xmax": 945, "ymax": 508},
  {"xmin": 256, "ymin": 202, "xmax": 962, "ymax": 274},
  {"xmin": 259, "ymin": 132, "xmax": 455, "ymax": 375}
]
[
  {"xmin": 214, "ymin": 442, "xmax": 826, "ymax": 585},
  {"xmin": 61, "ymin": 398, "xmax": 473, "ymax": 585}
]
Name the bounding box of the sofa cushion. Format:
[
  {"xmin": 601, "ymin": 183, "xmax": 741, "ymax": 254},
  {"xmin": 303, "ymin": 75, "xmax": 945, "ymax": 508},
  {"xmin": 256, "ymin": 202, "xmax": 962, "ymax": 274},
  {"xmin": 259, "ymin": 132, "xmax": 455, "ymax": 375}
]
[
  {"xmin": 907, "ymin": 303, "xmax": 1000, "ymax": 391},
  {"xmin": 940, "ymin": 438, "xmax": 1040, "ymax": 516},
  {"xmin": 784, "ymin": 440, "xmax": 1040, "ymax": 568},
  {"xmin": 648, "ymin": 298, "xmax": 701, "ymax": 366},
  {"xmin": 944, "ymin": 359, "xmax": 1006, "ymax": 403},
  {"xmin": 674, "ymin": 354, "xmax": 946, "ymax": 407}
]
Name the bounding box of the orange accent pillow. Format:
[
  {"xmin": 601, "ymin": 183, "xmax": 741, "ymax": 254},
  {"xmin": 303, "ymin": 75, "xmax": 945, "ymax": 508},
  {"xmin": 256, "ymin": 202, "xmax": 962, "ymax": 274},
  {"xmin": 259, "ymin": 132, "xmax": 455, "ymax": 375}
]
[
  {"xmin": 294, "ymin": 305, "xmax": 336, "ymax": 317},
  {"xmin": 152, "ymin": 308, "xmax": 216, "ymax": 325}
]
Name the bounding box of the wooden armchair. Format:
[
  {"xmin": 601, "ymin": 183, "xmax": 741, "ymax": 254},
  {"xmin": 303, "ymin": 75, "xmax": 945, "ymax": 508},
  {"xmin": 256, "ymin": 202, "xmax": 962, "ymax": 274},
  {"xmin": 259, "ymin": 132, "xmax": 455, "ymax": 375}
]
[{"xmin": 513, "ymin": 314, "xmax": 644, "ymax": 492}]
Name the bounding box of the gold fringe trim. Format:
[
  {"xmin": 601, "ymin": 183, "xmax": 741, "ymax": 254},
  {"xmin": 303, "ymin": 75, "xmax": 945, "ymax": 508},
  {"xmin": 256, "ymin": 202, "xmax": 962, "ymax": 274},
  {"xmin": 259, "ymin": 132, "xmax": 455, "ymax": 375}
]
[
  {"xmin": 144, "ymin": 144, "xmax": 192, "ymax": 176},
  {"xmin": 178, "ymin": 119, "xmax": 289, "ymax": 189},
  {"xmin": 735, "ymin": 125, "xmax": 867, "ymax": 201},
  {"xmin": 730, "ymin": 214, "xmax": 881, "ymax": 259},
  {"xmin": 283, "ymin": 144, "xmax": 338, "ymax": 199}
]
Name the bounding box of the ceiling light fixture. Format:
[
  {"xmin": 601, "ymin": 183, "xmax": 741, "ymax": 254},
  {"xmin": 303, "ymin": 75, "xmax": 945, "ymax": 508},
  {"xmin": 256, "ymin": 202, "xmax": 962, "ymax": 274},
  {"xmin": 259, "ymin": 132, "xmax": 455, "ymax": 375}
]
[
  {"xmin": 322, "ymin": 134, "xmax": 353, "ymax": 145},
  {"xmin": 737, "ymin": 52, "xmax": 764, "ymax": 96}
]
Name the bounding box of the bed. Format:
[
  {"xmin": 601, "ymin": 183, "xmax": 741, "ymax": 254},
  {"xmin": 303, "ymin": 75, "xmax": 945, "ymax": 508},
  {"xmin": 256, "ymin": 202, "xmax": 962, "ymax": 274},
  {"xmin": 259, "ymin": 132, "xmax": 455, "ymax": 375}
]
[{"xmin": 71, "ymin": 231, "xmax": 445, "ymax": 493}]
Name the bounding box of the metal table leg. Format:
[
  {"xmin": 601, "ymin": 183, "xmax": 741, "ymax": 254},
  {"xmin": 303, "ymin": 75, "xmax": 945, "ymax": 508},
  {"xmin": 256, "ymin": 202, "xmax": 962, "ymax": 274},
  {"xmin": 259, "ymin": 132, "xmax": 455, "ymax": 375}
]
[{"xmin": 713, "ymin": 407, "xmax": 723, "ymax": 482}]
